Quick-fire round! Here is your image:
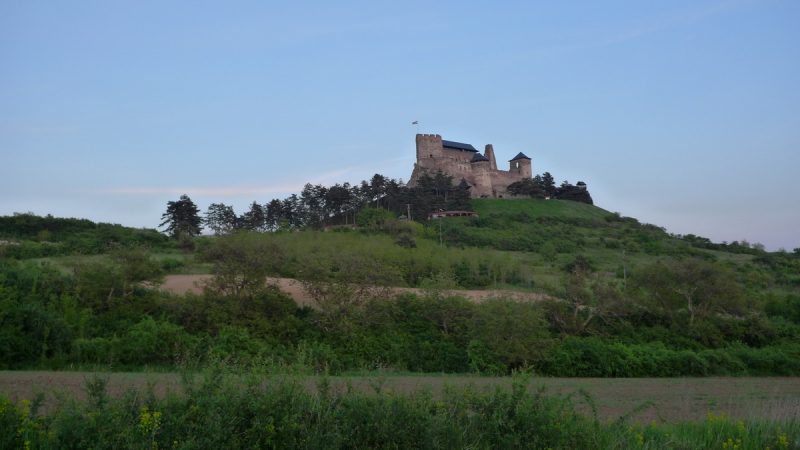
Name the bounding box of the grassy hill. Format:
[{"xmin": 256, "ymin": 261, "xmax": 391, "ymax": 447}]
[
  {"xmin": 472, "ymin": 198, "xmax": 613, "ymax": 221},
  {"xmin": 2, "ymin": 201, "xmax": 794, "ymax": 298},
  {"xmin": 1, "ymin": 202, "xmax": 799, "ymax": 378}
]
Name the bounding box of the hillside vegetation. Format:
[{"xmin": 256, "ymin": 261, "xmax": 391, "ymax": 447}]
[
  {"xmin": 1, "ymin": 200, "xmax": 799, "ymax": 378},
  {"xmin": 472, "ymin": 198, "xmax": 611, "ymax": 219}
]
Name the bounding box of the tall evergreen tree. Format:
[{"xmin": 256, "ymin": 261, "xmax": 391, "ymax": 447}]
[
  {"xmin": 265, "ymin": 199, "xmax": 283, "ymax": 231},
  {"xmin": 541, "ymin": 172, "xmax": 556, "ymax": 196},
  {"xmin": 240, "ymin": 201, "xmax": 268, "ymax": 232},
  {"xmin": 204, "ymin": 203, "xmax": 237, "ymax": 235},
  {"xmin": 160, "ymin": 194, "xmax": 203, "ymax": 237}
]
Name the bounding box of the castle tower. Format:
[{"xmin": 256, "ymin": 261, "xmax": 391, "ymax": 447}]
[
  {"xmin": 470, "ymin": 152, "xmax": 494, "ymax": 197},
  {"xmin": 484, "ymin": 144, "xmax": 497, "ymax": 171},
  {"xmin": 509, "ymin": 152, "xmax": 532, "ymax": 178},
  {"xmin": 416, "ymin": 134, "xmax": 443, "ymax": 161}
]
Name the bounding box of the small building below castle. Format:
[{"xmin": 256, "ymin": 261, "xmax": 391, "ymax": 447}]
[
  {"xmin": 408, "ymin": 134, "xmax": 532, "ymax": 199},
  {"xmin": 427, "ymin": 211, "xmax": 479, "ymax": 220}
]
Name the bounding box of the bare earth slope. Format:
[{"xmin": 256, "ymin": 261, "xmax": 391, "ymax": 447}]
[{"xmin": 160, "ymin": 275, "xmax": 549, "ymax": 307}]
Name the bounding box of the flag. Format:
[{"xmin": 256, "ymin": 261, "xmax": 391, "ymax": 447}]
[{"xmin": 412, "ymin": 121, "xmax": 418, "ymax": 125}]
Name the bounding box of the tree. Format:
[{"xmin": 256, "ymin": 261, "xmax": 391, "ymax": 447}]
[
  {"xmin": 541, "ymin": 172, "xmax": 556, "ymax": 196},
  {"xmin": 282, "ymin": 194, "xmax": 303, "ymax": 228},
  {"xmin": 204, "ymin": 203, "xmax": 238, "ymax": 235},
  {"xmin": 265, "ymin": 199, "xmax": 283, "ymax": 231},
  {"xmin": 296, "ymin": 253, "xmax": 400, "ymax": 334},
  {"xmin": 198, "ymin": 232, "xmax": 286, "ymax": 301},
  {"xmin": 554, "ymin": 180, "xmax": 594, "ymax": 205},
  {"xmin": 417, "ymin": 273, "xmax": 474, "ymax": 336},
  {"xmin": 110, "ymin": 245, "xmax": 165, "ymax": 301},
  {"xmin": 469, "ymin": 297, "xmax": 553, "ymax": 371},
  {"xmin": 507, "ymin": 175, "xmax": 546, "ymax": 198},
  {"xmin": 240, "ymin": 201, "xmax": 268, "ymax": 232},
  {"xmin": 187, "ymin": 232, "xmax": 297, "ymax": 338},
  {"xmin": 544, "ymin": 270, "xmax": 632, "ymax": 336},
  {"xmin": 368, "ymin": 174, "xmax": 388, "ymax": 209},
  {"xmin": 160, "ymin": 194, "xmax": 203, "ymax": 237},
  {"xmin": 71, "ymin": 245, "xmax": 163, "ymax": 315},
  {"xmin": 326, "ymin": 183, "xmax": 353, "ymax": 224},
  {"xmin": 300, "ymin": 183, "xmax": 328, "ymax": 229},
  {"xmin": 634, "ymin": 258, "xmax": 744, "ymax": 325}
]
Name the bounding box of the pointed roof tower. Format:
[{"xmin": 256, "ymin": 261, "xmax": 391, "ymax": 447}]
[{"xmin": 509, "ymin": 152, "xmax": 531, "ymax": 161}]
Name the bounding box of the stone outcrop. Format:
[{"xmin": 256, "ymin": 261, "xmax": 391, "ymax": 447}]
[{"xmin": 408, "ymin": 134, "xmax": 532, "ymax": 198}]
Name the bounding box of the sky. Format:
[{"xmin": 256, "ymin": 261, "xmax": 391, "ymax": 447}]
[{"xmin": 1, "ymin": 1, "xmax": 798, "ymax": 251}]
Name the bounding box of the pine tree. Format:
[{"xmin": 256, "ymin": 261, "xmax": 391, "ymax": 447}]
[{"xmin": 160, "ymin": 194, "xmax": 203, "ymax": 237}]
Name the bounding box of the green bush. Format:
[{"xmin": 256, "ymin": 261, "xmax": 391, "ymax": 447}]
[
  {"xmin": 160, "ymin": 257, "xmax": 184, "ymax": 273},
  {"xmin": 71, "ymin": 336, "xmax": 120, "ymax": 364},
  {"xmin": 543, "ymin": 338, "xmax": 714, "ymax": 377},
  {"xmin": 118, "ymin": 316, "xmax": 196, "ymax": 365}
]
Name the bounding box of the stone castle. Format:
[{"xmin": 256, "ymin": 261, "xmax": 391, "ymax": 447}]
[{"xmin": 408, "ymin": 134, "xmax": 532, "ymax": 199}]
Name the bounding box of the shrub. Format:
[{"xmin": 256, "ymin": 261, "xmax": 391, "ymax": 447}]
[
  {"xmin": 160, "ymin": 257, "xmax": 184, "ymax": 273},
  {"xmin": 71, "ymin": 337, "xmax": 121, "ymax": 364},
  {"xmin": 118, "ymin": 316, "xmax": 196, "ymax": 365}
]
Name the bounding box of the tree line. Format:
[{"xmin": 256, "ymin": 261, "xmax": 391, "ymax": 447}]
[
  {"xmin": 160, "ymin": 169, "xmax": 600, "ymax": 237},
  {"xmin": 161, "ymin": 172, "xmax": 472, "ymax": 237},
  {"xmin": 507, "ymin": 171, "xmax": 593, "ymax": 204}
]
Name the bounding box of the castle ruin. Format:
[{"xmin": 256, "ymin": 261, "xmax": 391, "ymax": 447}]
[{"xmin": 408, "ymin": 134, "xmax": 532, "ymax": 199}]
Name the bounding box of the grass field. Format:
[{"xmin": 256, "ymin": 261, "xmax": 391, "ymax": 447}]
[
  {"xmin": 3, "ymin": 371, "xmax": 798, "ymax": 423},
  {"xmin": 471, "ymin": 198, "xmax": 613, "ymax": 220}
]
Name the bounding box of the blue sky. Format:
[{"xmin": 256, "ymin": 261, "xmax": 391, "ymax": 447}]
[{"xmin": 1, "ymin": 1, "xmax": 798, "ymax": 250}]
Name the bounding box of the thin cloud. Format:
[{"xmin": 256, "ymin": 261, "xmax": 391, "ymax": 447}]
[
  {"xmin": 97, "ymin": 156, "xmax": 408, "ymax": 197},
  {"xmin": 308, "ymin": 156, "xmax": 407, "ymax": 184},
  {"xmin": 104, "ymin": 184, "xmax": 304, "ymax": 196}
]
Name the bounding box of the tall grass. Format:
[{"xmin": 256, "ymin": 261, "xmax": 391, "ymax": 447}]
[
  {"xmin": 270, "ymin": 230, "xmax": 544, "ymax": 289},
  {"xmin": 1, "ymin": 363, "xmax": 797, "ymax": 449}
]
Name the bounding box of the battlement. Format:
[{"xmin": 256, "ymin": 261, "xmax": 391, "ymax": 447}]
[{"xmin": 415, "ymin": 134, "xmax": 444, "ymax": 160}]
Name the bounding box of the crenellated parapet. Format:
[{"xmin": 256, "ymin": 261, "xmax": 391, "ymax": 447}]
[{"xmin": 415, "ymin": 134, "xmax": 444, "ymax": 160}]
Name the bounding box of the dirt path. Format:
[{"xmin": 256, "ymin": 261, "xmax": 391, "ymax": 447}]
[{"xmin": 159, "ymin": 275, "xmax": 549, "ymax": 308}]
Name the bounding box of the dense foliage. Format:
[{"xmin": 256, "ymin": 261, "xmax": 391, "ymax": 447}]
[
  {"xmin": 1, "ymin": 223, "xmax": 798, "ymax": 377},
  {"xmin": 508, "ymin": 173, "xmax": 594, "ymax": 205},
  {"xmin": 0, "ymin": 213, "xmax": 169, "ymax": 259}
]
